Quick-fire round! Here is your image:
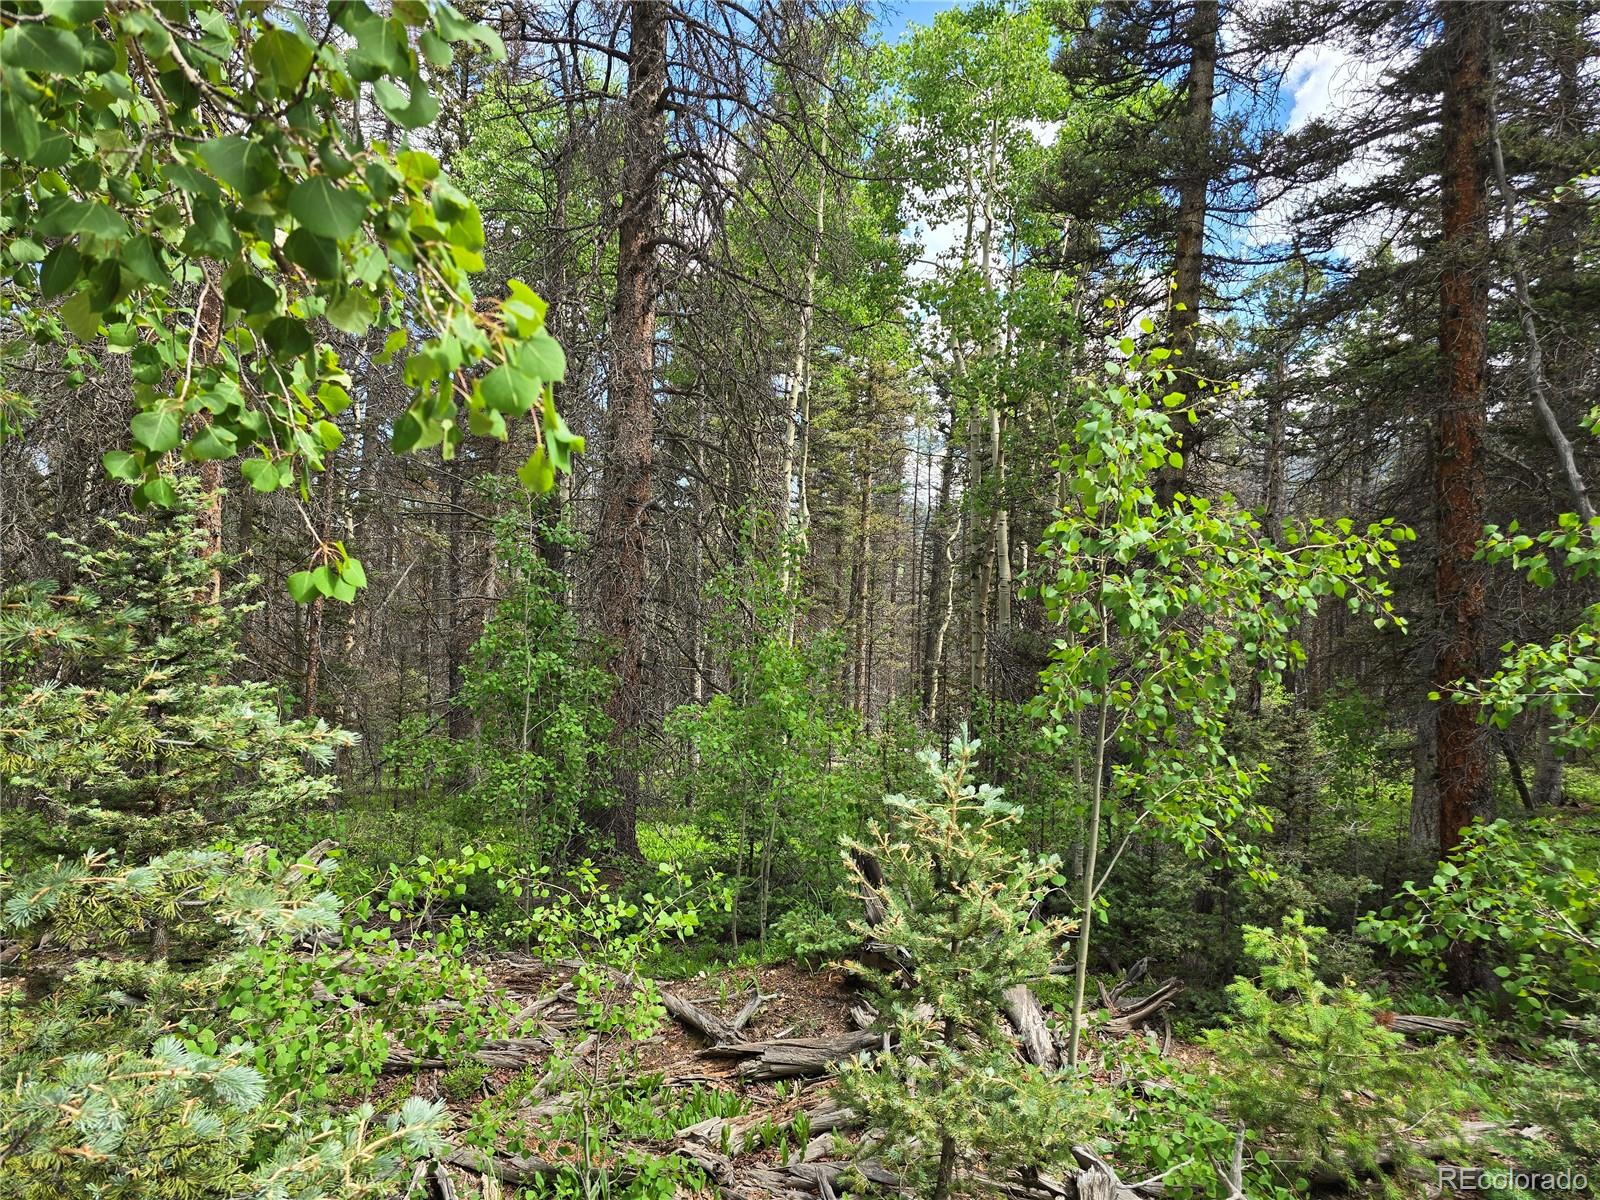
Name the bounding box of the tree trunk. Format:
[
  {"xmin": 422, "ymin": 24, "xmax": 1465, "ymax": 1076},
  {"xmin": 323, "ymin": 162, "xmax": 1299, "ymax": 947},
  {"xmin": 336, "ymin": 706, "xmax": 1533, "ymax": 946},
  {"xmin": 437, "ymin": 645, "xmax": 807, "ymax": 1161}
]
[
  {"xmin": 1531, "ymin": 722, "xmax": 1564, "ymax": 807},
  {"xmin": 1156, "ymin": 0, "xmax": 1217, "ymax": 505},
  {"xmin": 591, "ymin": 0, "xmax": 666, "ymax": 858},
  {"xmin": 852, "ymin": 457, "xmax": 873, "ymax": 712},
  {"xmin": 921, "ymin": 432, "xmax": 956, "ymax": 725},
  {"xmin": 1487, "ymin": 47, "xmax": 1594, "ymax": 523},
  {"xmin": 302, "ymin": 458, "xmax": 340, "ymax": 720},
  {"xmin": 445, "ymin": 464, "xmax": 478, "ymax": 741},
  {"xmin": 781, "ymin": 106, "xmax": 828, "ymax": 610},
  {"xmin": 1263, "ymin": 366, "xmax": 1287, "ymax": 540},
  {"xmin": 1434, "ymin": 0, "xmax": 1494, "ymax": 873},
  {"xmin": 1410, "ymin": 700, "xmax": 1440, "ymax": 852},
  {"xmin": 195, "ymin": 264, "xmax": 225, "ymax": 605}
]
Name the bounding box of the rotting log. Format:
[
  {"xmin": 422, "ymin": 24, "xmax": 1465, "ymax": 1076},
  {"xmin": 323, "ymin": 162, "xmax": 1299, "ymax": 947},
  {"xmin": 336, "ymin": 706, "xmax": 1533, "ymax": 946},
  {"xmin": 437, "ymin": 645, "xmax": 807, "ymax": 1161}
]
[
  {"xmin": 1102, "ymin": 979, "xmax": 1183, "ymax": 1037},
  {"xmin": 1004, "ymin": 984, "xmax": 1059, "ymax": 1069},
  {"xmin": 701, "ymin": 1030, "xmax": 880, "ymax": 1080},
  {"xmin": 382, "ymin": 1036, "xmax": 549, "ymax": 1072},
  {"xmin": 662, "ymin": 990, "xmax": 742, "ymax": 1043}
]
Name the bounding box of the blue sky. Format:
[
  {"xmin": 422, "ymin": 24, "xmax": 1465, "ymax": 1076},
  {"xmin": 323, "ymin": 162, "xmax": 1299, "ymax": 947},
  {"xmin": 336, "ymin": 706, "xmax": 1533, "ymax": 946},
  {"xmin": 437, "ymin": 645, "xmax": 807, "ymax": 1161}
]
[{"xmin": 873, "ymin": 1, "xmax": 960, "ymax": 46}]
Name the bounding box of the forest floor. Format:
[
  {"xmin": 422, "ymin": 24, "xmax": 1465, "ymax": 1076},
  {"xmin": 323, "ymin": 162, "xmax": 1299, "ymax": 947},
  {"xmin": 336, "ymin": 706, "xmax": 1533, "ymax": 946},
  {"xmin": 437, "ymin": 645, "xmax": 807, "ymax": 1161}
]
[
  {"xmin": 383, "ymin": 953, "xmax": 1215, "ymax": 1200},
  {"xmin": 387, "ymin": 958, "xmax": 889, "ymax": 1199}
]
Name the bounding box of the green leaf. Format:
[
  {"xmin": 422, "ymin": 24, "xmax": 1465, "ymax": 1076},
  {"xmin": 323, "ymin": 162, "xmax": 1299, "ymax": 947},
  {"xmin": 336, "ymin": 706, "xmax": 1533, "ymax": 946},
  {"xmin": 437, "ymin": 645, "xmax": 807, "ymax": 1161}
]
[
  {"xmin": 162, "ymin": 163, "xmax": 222, "ymax": 201},
  {"xmin": 251, "ymin": 28, "xmax": 314, "ymax": 96},
  {"xmin": 314, "ymin": 420, "xmax": 343, "ymax": 451},
  {"xmin": 225, "ymin": 274, "xmax": 280, "ymax": 315},
  {"xmin": 27, "ymin": 132, "xmax": 71, "ymax": 169},
  {"xmin": 134, "ymin": 476, "xmax": 177, "ymax": 509},
  {"xmin": 120, "ymin": 236, "xmax": 171, "ymax": 288},
  {"xmin": 39, "ymin": 245, "xmax": 82, "ymax": 299},
  {"xmin": 102, "ymin": 450, "xmax": 142, "ymax": 482},
  {"xmin": 7, "ymin": 237, "xmax": 45, "ymax": 264},
  {"xmin": 350, "ymin": 15, "xmax": 412, "ymax": 79},
  {"xmin": 419, "ymin": 30, "xmax": 452, "ymax": 69},
  {"xmin": 478, "ymin": 365, "xmax": 535, "ymax": 415},
  {"xmin": 181, "ymin": 197, "xmax": 240, "ymax": 258},
  {"xmin": 1, "ymin": 24, "xmax": 85, "ymax": 75},
  {"xmin": 517, "ymin": 446, "xmax": 554, "ymax": 493},
  {"xmin": 0, "ymin": 90, "xmax": 41, "ymax": 160},
  {"xmin": 34, "ymin": 197, "xmax": 129, "ymax": 241},
  {"xmin": 187, "ymin": 425, "xmax": 238, "ymax": 461},
  {"xmin": 373, "ymin": 74, "xmax": 439, "ymax": 129},
  {"xmin": 289, "ymin": 177, "xmax": 366, "ymax": 240},
  {"xmin": 342, "ymin": 558, "xmax": 367, "ymax": 588},
  {"xmin": 468, "ymin": 406, "xmax": 506, "ymax": 438},
  {"xmin": 284, "ymin": 228, "xmax": 339, "ymax": 281},
  {"xmin": 60, "ymin": 291, "xmax": 100, "ymax": 340},
  {"xmin": 287, "ymin": 570, "xmax": 319, "ymax": 603},
  {"xmin": 326, "ymin": 290, "xmax": 375, "ymax": 335},
  {"xmin": 263, "ymin": 316, "xmax": 313, "ymax": 359},
  {"xmin": 435, "ymin": 4, "xmax": 505, "ymax": 60},
  {"xmin": 516, "ymin": 327, "xmax": 566, "ymax": 383},
  {"xmin": 131, "ymin": 410, "xmax": 182, "ymax": 453},
  {"xmin": 318, "ymin": 382, "xmax": 353, "ymax": 414},
  {"xmin": 240, "ymin": 458, "xmax": 280, "ymax": 493},
  {"xmin": 199, "ymin": 136, "xmax": 277, "ymax": 195}
]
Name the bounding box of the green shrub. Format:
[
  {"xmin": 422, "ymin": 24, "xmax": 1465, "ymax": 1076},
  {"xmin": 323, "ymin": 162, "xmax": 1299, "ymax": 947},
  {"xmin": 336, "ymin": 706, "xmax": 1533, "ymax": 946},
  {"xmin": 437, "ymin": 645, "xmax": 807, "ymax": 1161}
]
[
  {"xmin": 441, "ymin": 1061, "xmax": 490, "ymax": 1101},
  {"xmin": 1094, "ymin": 1039, "xmax": 1296, "ymax": 1200},
  {"xmin": 664, "ymin": 530, "xmax": 868, "ymax": 948},
  {"xmin": 1362, "ymin": 816, "xmax": 1600, "ymax": 1017},
  {"xmin": 1204, "ymin": 913, "xmax": 1468, "ymax": 1188},
  {"xmin": 769, "ymin": 902, "xmax": 856, "ymax": 964},
  {"xmin": 0, "ymin": 847, "xmax": 453, "ymax": 1198},
  {"xmin": 836, "ymin": 733, "xmax": 1099, "ymax": 1200},
  {"xmin": 0, "ymin": 490, "xmax": 351, "ymax": 868},
  {"xmin": 1481, "ymin": 1018, "xmax": 1599, "ymax": 1191}
]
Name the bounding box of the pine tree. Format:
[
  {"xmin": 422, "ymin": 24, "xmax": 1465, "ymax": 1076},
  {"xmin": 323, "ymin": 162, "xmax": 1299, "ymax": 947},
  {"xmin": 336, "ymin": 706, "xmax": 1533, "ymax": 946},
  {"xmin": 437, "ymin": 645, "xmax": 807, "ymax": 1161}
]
[
  {"xmin": 0, "ymin": 484, "xmax": 352, "ymax": 867},
  {"xmin": 836, "ymin": 734, "xmax": 1094, "ymax": 1200}
]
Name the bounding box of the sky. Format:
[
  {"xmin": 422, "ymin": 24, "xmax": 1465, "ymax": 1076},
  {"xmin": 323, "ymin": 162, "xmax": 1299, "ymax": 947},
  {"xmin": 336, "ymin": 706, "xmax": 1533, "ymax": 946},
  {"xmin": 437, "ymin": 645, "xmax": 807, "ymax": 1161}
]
[
  {"xmin": 873, "ymin": 1, "xmax": 960, "ymax": 46},
  {"xmin": 870, "ymin": 1, "xmax": 1384, "ymax": 278}
]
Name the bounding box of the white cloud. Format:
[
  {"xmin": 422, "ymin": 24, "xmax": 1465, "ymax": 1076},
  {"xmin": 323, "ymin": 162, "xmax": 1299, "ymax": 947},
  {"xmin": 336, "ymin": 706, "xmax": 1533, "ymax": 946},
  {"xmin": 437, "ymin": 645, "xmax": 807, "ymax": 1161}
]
[{"xmin": 1247, "ymin": 42, "xmax": 1409, "ymax": 258}]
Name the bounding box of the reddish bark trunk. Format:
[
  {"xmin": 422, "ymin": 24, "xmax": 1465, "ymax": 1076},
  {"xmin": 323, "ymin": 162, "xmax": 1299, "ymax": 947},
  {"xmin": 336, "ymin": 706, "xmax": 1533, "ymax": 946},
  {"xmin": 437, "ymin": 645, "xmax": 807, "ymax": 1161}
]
[
  {"xmin": 591, "ymin": 0, "xmax": 667, "ymax": 858},
  {"xmin": 1434, "ymin": 0, "xmax": 1493, "ymax": 873},
  {"xmin": 1157, "ymin": 0, "xmax": 1217, "ymax": 506}
]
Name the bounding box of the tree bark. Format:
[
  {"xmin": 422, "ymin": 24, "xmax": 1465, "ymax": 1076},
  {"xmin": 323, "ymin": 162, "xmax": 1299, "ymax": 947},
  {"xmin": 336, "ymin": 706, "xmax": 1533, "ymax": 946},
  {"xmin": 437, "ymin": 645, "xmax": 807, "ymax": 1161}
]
[
  {"xmin": 1487, "ymin": 47, "xmax": 1594, "ymax": 523},
  {"xmin": 921, "ymin": 432, "xmax": 956, "ymax": 725},
  {"xmin": 781, "ymin": 103, "xmax": 828, "ymax": 612},
  {"xmin": 1156, "ymin": 0, "xmax": 1217, "ymax": 506},
  {"xmin": 1531, "ymin": 721, "xmax": 1565, "ymax": 807},
  {"xmin": 1409, "ymin": 700, "xmax": 1441, "ymax": 852},
  {"xmin": 591, "ymin": 0, "xmax": 667, "ymax": 858},
  {"xmin": 1433, "ymin": 0, "xmax": 1495, "ymax": 876},
  {"xmin": 195, "ymin": 264, "xmax": 225, "ymax": 605},
  {"xmin": 1432, "ymin": 1, "xmax": 1497, "ymax": 998}
]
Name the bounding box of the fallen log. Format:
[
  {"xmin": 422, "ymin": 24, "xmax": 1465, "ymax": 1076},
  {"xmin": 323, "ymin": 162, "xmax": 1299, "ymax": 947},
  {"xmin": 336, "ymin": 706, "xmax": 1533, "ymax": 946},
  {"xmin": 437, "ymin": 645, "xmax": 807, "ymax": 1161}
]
[
  {"xmin": 730, "ymin": 989, "xmax": 770, "ymax": 1032},
  {"xmin": 677, "ymin": 1094, "xmax": 862, "ymax": 1152},
  {"xmin": 1387, "ymin": 1013, "xmax": 1470, "ymax": 1037},
  {"xmin": 445, "ymin": 1147, "xmax": 564, "ymax": 1188},
  {"xmin": 702, "ymin": 1030, "xmax": 880, "ymax": 1080},
  {"xmin": 382, "ymin": 1036, "xmax": 549, "ymax": 1072},
  {"xmin": 1071, "ymin": 1145, "xmax": 1163, "ymax": 1200},
  {"xmin": 1004, "ymin": 984, "xmax": 1060, "ymax": 1070},
  {"xmin": 663, "ymin": 990, "xmax": 742, "ymax": 1044},
  {"xmin": 1102, "ymin": 979, "xmax": 1182, "ymax": 1036}
]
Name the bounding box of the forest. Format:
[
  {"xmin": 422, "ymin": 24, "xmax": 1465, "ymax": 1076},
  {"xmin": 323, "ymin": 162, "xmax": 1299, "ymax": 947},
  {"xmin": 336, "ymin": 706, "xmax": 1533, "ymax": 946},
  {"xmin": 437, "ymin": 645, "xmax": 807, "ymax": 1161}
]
[{"xmin": 1, "ymin": 0, "xmax": 1597, "ymax": 1196}]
